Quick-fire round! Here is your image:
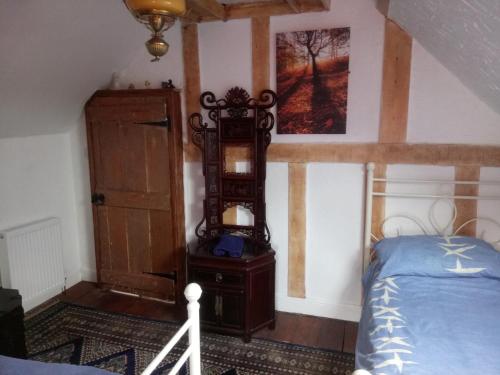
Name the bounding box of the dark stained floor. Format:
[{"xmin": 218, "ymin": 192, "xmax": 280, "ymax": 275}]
[{"xmin": 58, "ymin": 282, "xmax": 358, "ymax": 354}]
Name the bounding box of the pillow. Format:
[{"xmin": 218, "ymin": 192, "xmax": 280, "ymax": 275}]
[{"xmin": 373, "ymin": 235, "xmax": 500, "ymax": 279}]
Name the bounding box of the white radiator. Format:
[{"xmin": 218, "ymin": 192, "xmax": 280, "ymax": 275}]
[{"xmin": 0, "ymin": 218, "xmax": 66, "ymax": 311}]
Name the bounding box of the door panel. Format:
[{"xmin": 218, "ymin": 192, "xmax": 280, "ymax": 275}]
[
  {"xmin": 87, "ymin": 99, "xmax": 176, "ymax": 301},
  {"xmin": 199, "ymin": 287, "xmax": 218, "ymax": 326},
  {"xmin": 220, "ymin": 289, "xmax": 244, "ymax": 329}
]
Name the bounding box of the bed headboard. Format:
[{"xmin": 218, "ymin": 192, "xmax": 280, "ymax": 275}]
[{"xmin": 363, "ymin": 162, "xmax": 500, "ymax": 272}]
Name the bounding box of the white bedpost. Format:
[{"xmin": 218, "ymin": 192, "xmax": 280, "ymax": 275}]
[
  {"xmin": 363, "ymin": 162, "xmax": 375, "ymax": 273},
  {"xmin": 185, "ymin": 283, "xmax": 202, "ymax": 375}
]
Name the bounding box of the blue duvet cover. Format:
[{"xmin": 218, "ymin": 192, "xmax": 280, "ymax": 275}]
[
  {"xmin": 356, "ymin": 235, "xmax": 500, "ymax": 374},
  {"xmin": 0, "ymin": 355, "xmax": 116, "ymax": 375}
]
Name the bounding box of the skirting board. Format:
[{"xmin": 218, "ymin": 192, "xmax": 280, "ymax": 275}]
[{"xmin": 276, "ymin": 294, "xmax": 362, "ymax": 322}]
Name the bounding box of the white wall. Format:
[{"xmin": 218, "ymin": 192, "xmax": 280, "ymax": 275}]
[
  {"xmin": 0, "ymin": 133, "xmax": 83, "ymax": 287},
  {"xmin": 3, "ymin": 0, "xmax": 499, "ymax": 321},
  {"xmin": 115, "ymin": 0, "xmax": 500, "ymax": 322},
  {"xmin": 68, "ymin": 120, "xmax": 96, "ymax": 282}
]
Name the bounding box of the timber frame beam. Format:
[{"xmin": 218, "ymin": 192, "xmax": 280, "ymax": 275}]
[
  {"xmin": 182, "ymin": 0, "xmax": 330, "ymax": 22},
  {"xmin": 187, "ymin": 0, "xmax": 226, "ymax": 21},
  {"xmin": 185, "ymin": 142, "xmax": 500, "ymax": 166}
]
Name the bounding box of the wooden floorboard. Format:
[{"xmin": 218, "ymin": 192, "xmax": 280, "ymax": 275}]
[{"xmin": 57, "ymin": 282, "xmax": 357, "ymax": 354}]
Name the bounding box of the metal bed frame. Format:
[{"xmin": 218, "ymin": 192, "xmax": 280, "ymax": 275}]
[
  {"xmin": 363, "ymin": 162, "xmax": 500, "ymax": 272},
  {"xmin": 142, "ymin": 283, "xmax": 202, "ymax": 375}
]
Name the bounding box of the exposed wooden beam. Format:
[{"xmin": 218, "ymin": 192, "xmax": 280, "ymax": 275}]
[
  {"xmin": 285, "ymin": 0, "xmax": 300, "ymax": 13},
  {"xmin": 221, "ymin": 1, "xmax": 326, "ymax": 21},
  {"xmin": 371, "ymin": 164, "xmax": 387, "ymax": 240},
  {"xmin": 454, "ymin": 166, "xmax": 480, "ymax": 236},
  {"xmin": 376, "ymin": 0, "xmax": 390, "ymax": 17},
  {"xmin": 288, "ymin": 163, "xmax": 306, "ymax": 299},
  {"xmin": 252, "ymin": 16, "xmax": 270, "ymax": 97},
  {"xmin": 187, "ymin": 0, "xmax": 226, "ymax": 20},
  {"xmin": 379, "ymin": 19, "xmax": 412, "ymax": 143},
  {"xmin": 319, "ymin": 0, "xmax": 331, "ymax": 11},
  {"xmin": 182, "ymin": 22, "xmax": 201, "ymax": 148},
  {"xmin": 185, "ymin": 142, "xmax": 500, "ymax": 166}
]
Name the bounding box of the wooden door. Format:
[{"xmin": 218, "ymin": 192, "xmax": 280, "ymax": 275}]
[{"xmin": 85, "ymin": 91, "xmax": 185, "ymax": 302}]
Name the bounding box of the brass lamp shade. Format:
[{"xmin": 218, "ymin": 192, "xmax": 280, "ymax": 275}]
[
  {"xmin": 125, "ymin": 0, "xmax": 186, "ymax": 20},
  {"xmin": 124, "ymin": 0, "xmax": 185, "ymax": 62}
]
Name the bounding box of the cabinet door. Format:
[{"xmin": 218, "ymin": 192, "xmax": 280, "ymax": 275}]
[
  {"xmin": 220, "ymin": 289, "xmax": 244, "ymax": 329},
  {"xmin": 199, "ymin": 287, "xmax": 218, "ymax": 326},
  {"xmin": 86, "ymin": 94, "xmax": 182, "ymax": 302}
]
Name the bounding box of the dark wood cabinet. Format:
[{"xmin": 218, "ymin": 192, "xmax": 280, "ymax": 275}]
[
  {"xmin": 188, "ymin": 246, "xmax": 275, "ymax": 342},
  {"xmin": 187, "ymin": 87, "xmax": 277, "ymax": 342},
  {"xmin": 0, "ymin": 288, "xmax": 27, "ymax": 359}
]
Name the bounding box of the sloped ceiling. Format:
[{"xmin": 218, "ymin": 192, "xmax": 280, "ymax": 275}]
[
  {"xmin": 388, "ymin": 0, "xmax": 500, "ymax": 115},
  {"xmin": 0, "ymin": 0, "xmax": 146, "ymax": 138}
]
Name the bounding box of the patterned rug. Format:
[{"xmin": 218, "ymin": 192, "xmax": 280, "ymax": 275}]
[{"xmin": 25, "ymin": 302, "xmax": 355, "ymax": 374}]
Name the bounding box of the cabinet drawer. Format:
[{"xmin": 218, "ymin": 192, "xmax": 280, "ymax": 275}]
[{"xmin": 190, "ymin": 268, "xmax": 244, "ymax": 287}]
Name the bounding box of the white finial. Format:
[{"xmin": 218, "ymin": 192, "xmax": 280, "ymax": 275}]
[{"xmin": 184, "ymin": 283, "xmax": 202, "ymax": 303}]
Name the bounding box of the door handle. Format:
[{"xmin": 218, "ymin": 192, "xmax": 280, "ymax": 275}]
[
  {"xmin": 91, "ymin": 193, "xmax": 105, "ymax": 206},
  {"xmin": 136, "ymin": 116, "xmax": 170, "ymax": 129}
]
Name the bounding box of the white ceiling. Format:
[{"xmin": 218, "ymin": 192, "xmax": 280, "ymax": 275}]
[
  {"xmin": 0, "ymin": 0, "xmax": 145, "ymax": 138},
  {"xmin": 389, "ymin": 0, "xmax": 500, "ymax": 115},
  {"xmin": 2, "ymin": 0, "xmax": 500, "ymax": 139}
]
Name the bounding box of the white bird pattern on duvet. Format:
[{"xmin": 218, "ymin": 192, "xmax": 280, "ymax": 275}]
[
  {"xmin": 439, "ymin": 244, "xmax": 475, "ymax": 259},
  {"xmin": 375, "ymin": 337, "xmax": 412, "ymax": 349},
  {"xmin": 370, "ymin": 317, "xmax": 406, "ymax": 335},
  {"xmin": 370, "ymin": 288, "xmax": 400, "ymax": 305},
  {"xmin": 367, "ymin": 275, "xmax": 417, "ymax": 373},
  {"xmin": 373, "ymin": 305, "xmax": 402, "ymax": 318},
  {"xmin": 446, "ymin": 257, "xmax": 485, "ymax": 274},
  {"xmin": 373, "ymin": 277, "xmax": 400, "ymax": 290},
  {"xmin": 374, "ymin": 353, "xmax": 418, "ymax": 373}
]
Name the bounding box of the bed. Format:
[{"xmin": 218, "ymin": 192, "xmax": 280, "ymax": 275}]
[
  {"xmin": 0, "ymin": 283, "xmax": 203, "ymax": 375},
  {"xmin": 353, "ymin": 163, "xmax": 500, "ymax": 375}
]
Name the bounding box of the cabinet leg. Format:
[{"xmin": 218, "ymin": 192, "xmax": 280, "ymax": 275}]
[
  {"xmin": 268, "ymin": 320, "xmax": 276, "ymax": 330},
  {"xmin": 243, "ymin": 334, "xmax": 251, "ymax": 343}
]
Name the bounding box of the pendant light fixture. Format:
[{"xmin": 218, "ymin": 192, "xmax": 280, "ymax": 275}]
[{"xmin": 123, "ymin": 0, "xmax": 186, "ymax": 62}]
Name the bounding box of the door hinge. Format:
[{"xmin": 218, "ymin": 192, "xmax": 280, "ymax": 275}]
[
  {"xmin": 136, "ymin": 116, "xmax": 170, "ymax": 129},
  {"xmin": 143, "ymin": 270, "xmax": 177, "ymax": 282}
]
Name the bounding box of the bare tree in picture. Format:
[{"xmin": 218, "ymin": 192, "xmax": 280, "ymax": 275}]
[{"xmin": 293, "ymin": 30, "xmax": 332, "ymax": 78}]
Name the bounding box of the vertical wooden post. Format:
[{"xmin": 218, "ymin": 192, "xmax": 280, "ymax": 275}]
[
  {"xmin": 371, "ymin": 164, "xmax": 387, "ymax": 240},
  {"xmin": 454, "ymin": 166, "xmax": 480, "ymax": 236},
  {"xmin": 379, "ymin": 19, "xmax": 412, "ymax": 143},
  {"xmin": 251, "ymin": 16, "xmax": 270, "ymax": 97},
  {"xmin": 182, "ymin": 22, "xmax": 202, "ymax": 142},
  {"xmin": 288, "ymin": 163, "xmax": 306, "ymax": 298}
]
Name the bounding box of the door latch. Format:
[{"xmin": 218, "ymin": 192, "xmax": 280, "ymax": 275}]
[{"xmin": 91, "ymin": 193, "xmax": 105, "ymax": 206}]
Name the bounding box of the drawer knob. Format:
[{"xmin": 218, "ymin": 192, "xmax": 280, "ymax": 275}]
[{"xmin": 215, "ymin": 273, "xmax": 223, "ymax": 283}]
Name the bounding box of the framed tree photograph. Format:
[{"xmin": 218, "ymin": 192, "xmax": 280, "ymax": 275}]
[{"xmin": 276, "ymin": 27, "xmax": 350, "ymax": 134}]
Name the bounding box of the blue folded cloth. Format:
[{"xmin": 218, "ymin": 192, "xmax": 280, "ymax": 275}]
[{"xmin": 213, "ymin": 234, "xmax": 244, "ymax": 257}]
